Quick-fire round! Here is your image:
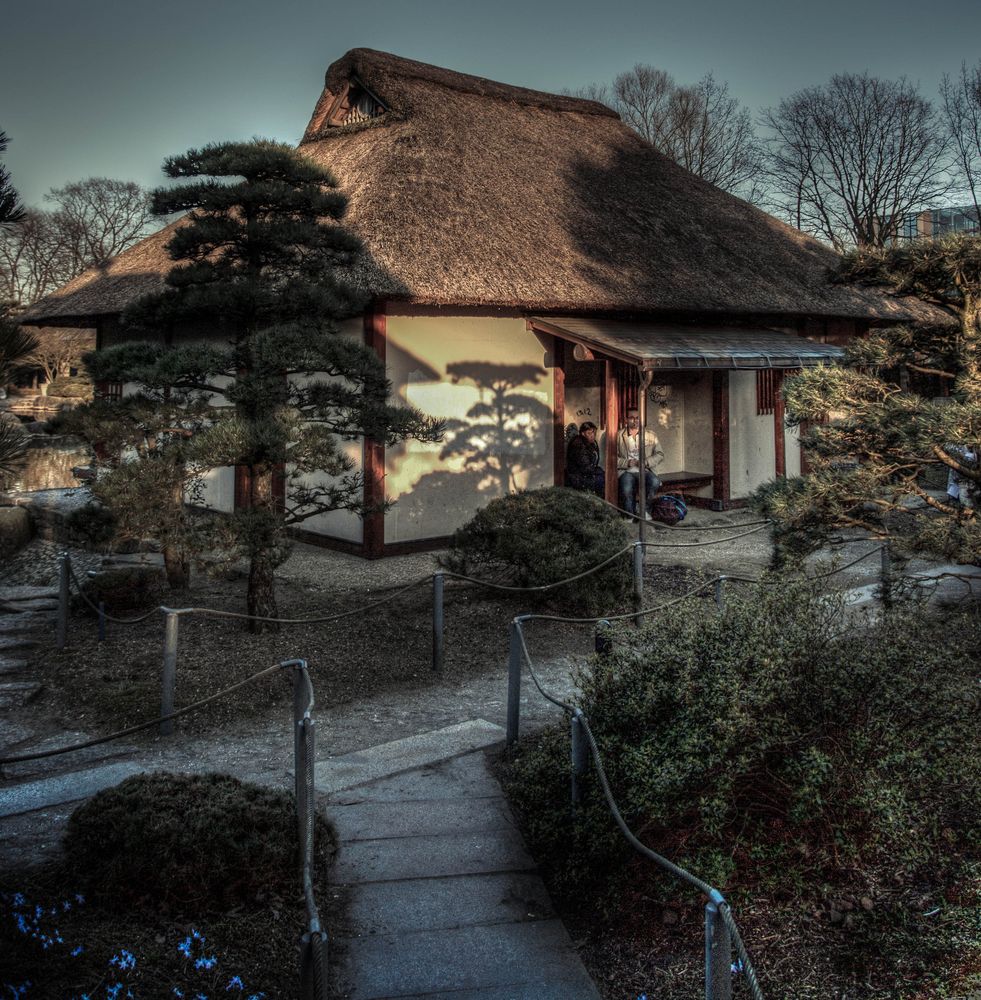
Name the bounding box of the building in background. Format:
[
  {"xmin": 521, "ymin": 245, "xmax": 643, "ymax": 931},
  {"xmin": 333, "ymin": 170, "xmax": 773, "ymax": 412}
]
[{"xmin": 20, "ymin": 49, "xmax": 948, "ymax": 556}]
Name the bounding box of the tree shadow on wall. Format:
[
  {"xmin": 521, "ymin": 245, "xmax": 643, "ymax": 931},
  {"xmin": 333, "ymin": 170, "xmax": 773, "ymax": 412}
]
[
  {"xmin": 440, "ymin": 361, "xmax": 550, "ymax": 495},
  {"xmin": 395, "ymin": 361, "xmax": 550, "ymax": 536}
]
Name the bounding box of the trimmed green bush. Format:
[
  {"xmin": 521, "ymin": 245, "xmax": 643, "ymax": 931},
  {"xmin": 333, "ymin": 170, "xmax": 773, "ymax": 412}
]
[
  {"xmin": 505, "ymin": 579, "xmax": 980, "ymax": 902},
  {"xmin": 46, "ymin": 375, "xmax": 93, "ymax": 399},
  {"xmin": 441, "ymin": 487, "xmax": 629, "ymax": 612},
  {"xmin": 64, "ymin": 772, "xmax": 337, "ymax": 914}
]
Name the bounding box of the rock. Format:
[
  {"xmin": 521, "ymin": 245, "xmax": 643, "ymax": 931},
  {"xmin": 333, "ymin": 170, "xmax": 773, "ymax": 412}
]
[
  {"xmin": 0, "ymin": 680, "xmax": 42, "ymax": 708},
  {"xmin": 25, "ymin": 421, "xmax": 49, "ymax": 434},
  {"xmin": 0, "ymin": 506, "xmax": 33, "ymax": 560},
  {"xmin": 860, "ymin": 896, "xmax": 874, "ymax": 912},
  {"xmin": 0, "ymin": 411, "xmax": 27, "ymax": 435},
  {"xmin": 828, "ymin": 908, "xmax": 843, "ymax": 925},
  {"xmin": 81, "ymin": 564, "xmax": 168, "ymax": 613}
]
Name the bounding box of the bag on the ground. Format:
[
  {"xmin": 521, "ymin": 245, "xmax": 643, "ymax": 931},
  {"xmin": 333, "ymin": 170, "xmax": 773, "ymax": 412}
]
[{"xmin": 649, "ymin": 494, "xmax": 688, "ymax": 525}]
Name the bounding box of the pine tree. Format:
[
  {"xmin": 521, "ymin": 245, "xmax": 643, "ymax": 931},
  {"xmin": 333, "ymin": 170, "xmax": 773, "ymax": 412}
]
[
  {"xmin": 754, "ymin": 234, "xmax": 981, "ymax": 566},
  {"xmin": 85, "ymin": 140, "xmax": 440, "ymax": 628}
]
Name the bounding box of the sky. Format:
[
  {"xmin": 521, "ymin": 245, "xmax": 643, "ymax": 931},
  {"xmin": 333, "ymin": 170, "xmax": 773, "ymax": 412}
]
[{"xmin": 3, "ymin": 0, "xmax": 981, "ymax": 208}]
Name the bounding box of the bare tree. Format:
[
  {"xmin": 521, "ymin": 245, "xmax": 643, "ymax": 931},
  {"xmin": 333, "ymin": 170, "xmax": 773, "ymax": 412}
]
[
  {"xmin": 25, "ymin": 327, "xmax": 94, "ymax": 384},
  {"xmin": 762, "ymin": 73, "xmax": 952, "ymax": 250},
  {"xmin": 562, "ymin": 82, "xmax": 612, "ymax": 106},
  {"xmin": 0, "ymin": 178, "xmax": 156, "ymax": 309},
  {"xmin": 940, "ymin": 60, "xmax": 981, "ymax": 228},
  {"xmin": 610, "ymin": 65, "xmax": 764, "ymax": 198},
  {"xmin": 0, "ymin": 209, "xmax": 75, "ymax": 308},
  {"xmin": 45, "ymin": 178, "xmax": 154, "ymax": 271}
]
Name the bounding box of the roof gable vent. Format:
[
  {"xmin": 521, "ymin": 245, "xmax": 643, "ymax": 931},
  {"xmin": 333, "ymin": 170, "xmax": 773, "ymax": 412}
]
[{"xmin": 327, "ymin": 80, "xmax": 387, "ymax": 126}]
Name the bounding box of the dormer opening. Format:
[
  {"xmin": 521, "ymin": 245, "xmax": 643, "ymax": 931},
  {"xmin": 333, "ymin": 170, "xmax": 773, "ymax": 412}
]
[{"xmin": 327, "ymin": 79, "xmax": 387, "ymax": 126}]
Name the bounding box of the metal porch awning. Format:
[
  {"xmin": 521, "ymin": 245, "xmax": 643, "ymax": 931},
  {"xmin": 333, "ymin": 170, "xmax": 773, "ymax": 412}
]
[{"xmin": 530, "ymin": 316, "xmax": 845, "ymax": 369}]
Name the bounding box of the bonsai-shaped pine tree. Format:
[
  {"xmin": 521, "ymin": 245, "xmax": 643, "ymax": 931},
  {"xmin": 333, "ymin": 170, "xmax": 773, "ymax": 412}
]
[
  {"xmin": 85, "ymin": 140, "xmax": 440, "ymax": 627},
  {"xmin": 754, "ymin": 233, "xmax": 981, "ymax": 566},
  {"xmin": 63, "ymin": 392, "xmax": 213, "ymax": 589}
]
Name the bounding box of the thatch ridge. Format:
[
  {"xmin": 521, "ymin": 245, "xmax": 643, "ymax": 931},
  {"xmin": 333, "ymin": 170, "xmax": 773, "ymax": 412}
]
[{"xmin": 21, "ymin": 48, "xmax": 948, "ymax": 327}]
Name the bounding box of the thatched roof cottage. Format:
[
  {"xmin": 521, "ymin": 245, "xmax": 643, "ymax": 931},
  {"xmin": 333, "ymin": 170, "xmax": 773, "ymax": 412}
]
[{"xmin": 21, "ymin": 48, "xmax": 941, "ymax": 556}]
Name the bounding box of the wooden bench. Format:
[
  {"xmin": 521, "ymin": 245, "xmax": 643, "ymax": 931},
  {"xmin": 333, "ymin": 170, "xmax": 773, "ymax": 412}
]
[{"xmin": 657, "ymin": 471, "xmax": 714, "ymax": 495}]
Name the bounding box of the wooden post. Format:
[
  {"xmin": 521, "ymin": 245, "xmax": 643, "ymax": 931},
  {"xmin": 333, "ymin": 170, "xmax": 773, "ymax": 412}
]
[
  {"xmin": 160, "ymin": 611, "xmax": 179, "ymax": 736},
  {"xmin": 712, "ymin": 372, "xmax": 731, "ymax": 510},
  {"xmin": 604, "ymin": 360, "xmax": 618, "ymax": 505},
  {"xmin": 363, "ymin": 308, "xmax": 387, "ymax": 559},
  {"xmin": 774, "ymin": 369, "xmax": 786, "ymax": 477},
  {"xmin": 552, "ymin": 338, "xmax": 565, "ymax": 486}
]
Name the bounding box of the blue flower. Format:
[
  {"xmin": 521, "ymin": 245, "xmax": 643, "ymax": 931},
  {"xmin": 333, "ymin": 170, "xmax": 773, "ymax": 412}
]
[
  {"xmin": 172, "ymin": 989, "xmax": 185, "ymax": 998},
  {"xmin": 225, "ymin": 977, "xmax": 244, "ymax": 991},
  {"xmin": 110, "ymin": 950, "xmax": 136, "ymax": 971},
  {"xmin": 71, "ymin": 946, "xmax": 84, "ymax": 958},
  {"xmin": 195, "ymin": 955, "xmax": 217, "ymax": 971},
  {"xmin": 178, "ymin": 936, "xmax": 193, "ymax": 958},
  {"xmin": 731, "ymin": 958, "xmax": 744, "ymax": 975},
  {"xmin": 106, "ymin": 984, "xmax": 123, "ymax": 1000}
]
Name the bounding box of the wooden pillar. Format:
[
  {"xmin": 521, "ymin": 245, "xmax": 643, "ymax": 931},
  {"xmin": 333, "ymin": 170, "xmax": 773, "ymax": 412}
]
[
  {"xmin": 363, "ymin": 307, "xmax": 387, "ymax": 559},
  {"xmin": 552, "ymin": 339, "xmax": 565, "ymax": 486},
  {"xmin": 604, "ymin": 359, "xmax": 619, "ymax": 504},
  {"xmin": 712, "ymin": 371, "xmax": 731, "ymax": 509},
  {"xmin": 774, "ymin": 370, "xmax": 786, "ymax": 477}
]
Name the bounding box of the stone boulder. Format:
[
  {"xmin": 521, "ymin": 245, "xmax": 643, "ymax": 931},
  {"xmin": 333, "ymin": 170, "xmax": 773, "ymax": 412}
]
[
  {"xmin": 0, "ymin": 505, "xmax": 33, "ymax": 559},
  {"xmin": 0, "ymin": 410, "xmax": 27, "ymax": 436},
  {"xmin": 80, "ymin": 562, "xmax": 168, "ymax": 614}
]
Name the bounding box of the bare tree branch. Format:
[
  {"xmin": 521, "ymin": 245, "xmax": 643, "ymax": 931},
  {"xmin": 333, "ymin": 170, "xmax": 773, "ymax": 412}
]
[{"xmin": 762, "ymin": 73, "xmax": 953, "ymax": 250}]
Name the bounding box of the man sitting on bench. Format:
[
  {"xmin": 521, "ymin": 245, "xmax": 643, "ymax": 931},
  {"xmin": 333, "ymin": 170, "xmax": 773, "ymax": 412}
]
[{"xmin": 616, "ymin": 409, "xmax": 662, "ymax": 518}]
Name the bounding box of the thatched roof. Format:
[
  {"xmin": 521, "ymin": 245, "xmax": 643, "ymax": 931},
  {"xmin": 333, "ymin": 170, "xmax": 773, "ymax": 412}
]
[{"xmin": 22, "ymin": 48, "xmax": 945, "ymax": 326}]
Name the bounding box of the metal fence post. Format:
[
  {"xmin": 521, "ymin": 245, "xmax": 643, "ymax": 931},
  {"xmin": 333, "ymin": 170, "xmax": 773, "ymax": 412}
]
[
  {"xmin": 879, "ymin": 541, "xmax": 892, "ymax": 609},
  {"xmin": 97, "ymin": 602, "xmax": 106, "ymax": 643},
  {"xmin": 594, "ymin": 619, "xmax": 612, "ymax": 657},
  {"xmin": 570, "ymin": 712, "xmax": 589, "ymax": 807},
  {"xmin": 300, "ymin": 930, "xmax": 328, "ymax": 999},
  {"xmin": 714, "ymin": 575, "xmax": 726, "ymax": 612},
  {"xmin": 432, "ymin": 572, "xmax": 444, "ymax": 672},
  {"xmin": 506, "ymin": 618, "xmax": 525, "ymax": 748},
  {"xmin": 56, "ymin": 552, "xmax": 69, "ymax": 650},
  {"xmin": 160, "ymin": 610, "xmax": 179, "ymax": 736},
  {"xmin": 704, "ymin": 895, "xmax": 733, "ymax": 1000},
  {"xmin": 632, "ymin": 541, "xmax": 644, "ymax": 627}
]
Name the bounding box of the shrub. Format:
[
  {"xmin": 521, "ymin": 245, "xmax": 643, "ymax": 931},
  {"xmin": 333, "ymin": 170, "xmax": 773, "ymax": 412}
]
[
  {"xmin": 441, "ymin": 487, "xmax": 629, "ymax": 612},
  {"xmin": 46, "ymin": 375, "xmax": 93, "ymax": 399},
  {"xmin": 65, "ymin": 501, "xmax": 116, "ymax": 547},
  {"xmin": 64, "ymin": 772, "xmax": 337, "ymax": 914},
  {"xmin": 505, "ymin": 579, "xmax": 980, "ymax": 903}
]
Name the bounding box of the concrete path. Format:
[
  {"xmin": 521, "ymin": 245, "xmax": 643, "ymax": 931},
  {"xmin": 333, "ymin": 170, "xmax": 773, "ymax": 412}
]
[
  {"xmin": 0, "ymin": 720, "xmax": 603, "ymax": 999},
  {"xmin": 327, "ymin": 748, "xmax": 600, "ymax": 1000}
]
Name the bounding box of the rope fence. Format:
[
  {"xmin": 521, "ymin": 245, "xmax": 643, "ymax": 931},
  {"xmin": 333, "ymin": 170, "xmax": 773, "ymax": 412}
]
[
  {"xmin": 13, "ymin": 518, "xmax": 962, "ymax": 1000},
  {"xmin": 0, "ymin": 657, "xmax": 330, "ymax": 1000},
  {"xmin": 511, "ymin": 619, "xmax": 764, "ymax": 1000}
]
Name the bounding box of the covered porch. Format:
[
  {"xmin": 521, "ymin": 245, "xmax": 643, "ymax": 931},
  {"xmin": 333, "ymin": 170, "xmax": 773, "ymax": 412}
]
[{"xmin": 531, "ymin": 317, "xmax": 845, "ymax": 509}]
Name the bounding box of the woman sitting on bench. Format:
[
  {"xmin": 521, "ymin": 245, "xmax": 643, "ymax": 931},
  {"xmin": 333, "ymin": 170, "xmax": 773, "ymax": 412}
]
[{"xmin": 565, "ymin": 421, "xmax": 605, "ymax": 497}]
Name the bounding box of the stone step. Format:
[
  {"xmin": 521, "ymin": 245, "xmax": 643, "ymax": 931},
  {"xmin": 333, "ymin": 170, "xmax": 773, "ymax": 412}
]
[
  {"xmin": 0, "ymin": 657, "xmax": 30, "ymax": 676},
  {"xmin": 0, "ymin": 586, "xmax": 59, "ymax": 602},
  {"xmin": 336, "ymin": 920, "xmax": 600, "ymax": 1000},
  {"xmin": 0, "ymin": 636, "xmax": 38, "ymax": 653},
  {"xmin": 0, "ymin": 599, "xmax": 58, "ymax": 614},
  {"xmin": 315, "ymin": 719, "xmax": 506, "ymax": 795},
  {"xmin": 0, "ymin": 760, "xmax": 146, "ymax": 818},
  {"xmin": 0, "ymin": 614, "xmax": 52, "ymax": 635},
  {"xmin": 0, "ymin": 681, "xmax": 42, "ymax": 709}
]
